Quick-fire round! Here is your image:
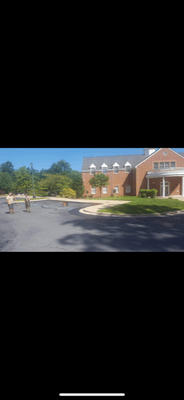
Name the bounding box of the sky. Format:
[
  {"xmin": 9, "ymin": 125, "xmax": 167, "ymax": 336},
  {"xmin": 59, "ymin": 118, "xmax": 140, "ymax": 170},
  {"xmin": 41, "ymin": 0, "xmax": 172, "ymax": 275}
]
[{"xmin": 0, "ymin": 148, "xmax": 184, "ymax": 172}]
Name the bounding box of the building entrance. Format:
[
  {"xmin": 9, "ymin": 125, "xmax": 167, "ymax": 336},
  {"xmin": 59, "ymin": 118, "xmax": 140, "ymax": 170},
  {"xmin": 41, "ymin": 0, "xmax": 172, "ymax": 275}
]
[{"xmin": 160, "ymin": 181, "xmax": 169, "ymax": 196}]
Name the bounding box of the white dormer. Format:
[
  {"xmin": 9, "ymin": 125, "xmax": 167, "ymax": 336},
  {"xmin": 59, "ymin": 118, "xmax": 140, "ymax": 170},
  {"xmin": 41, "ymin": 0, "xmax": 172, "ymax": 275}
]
[
  {"xmin": 124, "ymin": 161, "xmax": 131, "ymax": 173},
  {"xmin": 113, "ymin": 162, "xmax": 119, "ymax": 174},
  {"xmin": 101, "ymin": 163, "xmax": 108, "ymax": 174},
  {"xmin": 90, "ymin": 163, "xmax": 96, "ymax": 175}
]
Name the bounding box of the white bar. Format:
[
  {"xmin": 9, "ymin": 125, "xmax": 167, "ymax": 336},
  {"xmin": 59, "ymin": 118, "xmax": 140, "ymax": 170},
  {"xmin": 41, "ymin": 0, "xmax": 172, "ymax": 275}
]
[{"xmin": 59, "ymin": 395, "xmax": 125, "ymax": 397}]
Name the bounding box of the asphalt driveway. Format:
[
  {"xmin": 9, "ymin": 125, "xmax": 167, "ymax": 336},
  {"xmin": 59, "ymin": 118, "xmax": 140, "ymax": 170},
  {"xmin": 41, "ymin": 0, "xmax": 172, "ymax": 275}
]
[{"xmin": 0, "ymin": 198, "xmax": 184, "ymax": 251}]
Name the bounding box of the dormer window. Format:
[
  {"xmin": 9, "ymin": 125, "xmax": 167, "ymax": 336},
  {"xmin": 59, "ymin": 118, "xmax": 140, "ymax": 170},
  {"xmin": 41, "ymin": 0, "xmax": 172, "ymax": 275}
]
[
  {"xmin": 125, "ymin": 161, "xmax": 131, "ymax": 173},
  {"xmin": 90, "ymin": 163, "xmax": 96, "ymax": 175},
  {"xmin": 113, "ymin": 162, "xmax": 119, "ymax": 174},
  {"xmin": 101, "ymin": 163, "xmax": 108, "ymax": 174}
]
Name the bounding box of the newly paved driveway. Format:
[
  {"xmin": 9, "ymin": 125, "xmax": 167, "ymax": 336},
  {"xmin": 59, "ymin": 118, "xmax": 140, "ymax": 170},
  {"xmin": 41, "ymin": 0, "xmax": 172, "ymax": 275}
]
[{"xmin": 0, "ymin": 198, "xmax": 184, "ymax": 251}]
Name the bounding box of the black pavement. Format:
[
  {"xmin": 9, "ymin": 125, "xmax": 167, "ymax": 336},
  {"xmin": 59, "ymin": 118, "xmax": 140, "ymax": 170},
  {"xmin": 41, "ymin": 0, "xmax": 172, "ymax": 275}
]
[{"xmin": 0, "ymin": 198, "xmax": 184, "ymax": 251}]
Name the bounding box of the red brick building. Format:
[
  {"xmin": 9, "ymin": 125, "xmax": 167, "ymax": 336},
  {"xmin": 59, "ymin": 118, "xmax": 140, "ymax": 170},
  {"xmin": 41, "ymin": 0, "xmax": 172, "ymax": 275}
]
[{"xmin": 82, "ymin": 148, "xmax": 184, "ymax": 198}]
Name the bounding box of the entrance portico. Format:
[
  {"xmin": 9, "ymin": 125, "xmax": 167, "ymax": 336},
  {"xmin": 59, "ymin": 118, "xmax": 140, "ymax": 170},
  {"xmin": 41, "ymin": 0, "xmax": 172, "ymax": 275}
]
[{"xmin": 146, "ymin": 168, "xmax": 184, "ymax": 197}]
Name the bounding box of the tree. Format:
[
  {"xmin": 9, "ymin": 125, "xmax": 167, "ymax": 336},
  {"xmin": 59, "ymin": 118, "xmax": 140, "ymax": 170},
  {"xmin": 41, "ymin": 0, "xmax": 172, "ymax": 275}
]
[
  {"xmin": 69, "ymin": 171, "xmax": 85, "ymax": 198},
  {"xmin": 0, "ymin": 172, "xmax": 13, "ymax": 193},
  {"xmin": 89, "ymin": 173, "xmax": 110, "ymax": 197},
  {"xmin": 12, "ymin": 166, "xmax": 32, "ymax": 193},
  {"xmin": 47, "ymin": 160, "xmax": 72, "ymax": 175},
  {"xmin": 37, "ymin": 174, "xmax": 72, "ymax": 197},
  {"xmin": 0, "ymin": 161, "xmax": 14, "ymax": 175}
]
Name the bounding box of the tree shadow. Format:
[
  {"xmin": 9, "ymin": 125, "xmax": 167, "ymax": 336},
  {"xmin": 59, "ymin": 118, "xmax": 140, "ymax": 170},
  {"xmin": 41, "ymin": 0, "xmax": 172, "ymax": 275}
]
[{"xmin": 56, "ymin": 214, "xmax": 184, "ymax": 252}]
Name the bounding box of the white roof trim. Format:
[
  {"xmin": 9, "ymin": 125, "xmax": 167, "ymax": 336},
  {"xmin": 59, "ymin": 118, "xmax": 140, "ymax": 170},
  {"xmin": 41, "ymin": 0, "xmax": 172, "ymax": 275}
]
[
  {"xmin": 135, "ymin": 148, "xmax": 162, "ymax": 168},
  {"xmin": 135, "ymin": 148, "xmax": 184, "ymax": 168},
  {"xmin": 167, "ymin": 148, "xmax": 184, "ymax": 159},
  {"xmin": 90, "ymin": 163, "xmax": 96, "ymax": 168},
  {"xmin": 124, "ymin": 161, "xmax": 131, "ymax": 167},
  {"xmin": 113, "ymin": 162, "xmax": 120, "ymax": 167}
]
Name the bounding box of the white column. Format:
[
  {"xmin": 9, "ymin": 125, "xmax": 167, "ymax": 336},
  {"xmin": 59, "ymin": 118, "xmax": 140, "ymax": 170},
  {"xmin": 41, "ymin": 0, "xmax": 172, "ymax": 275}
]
[
  {"xmin": 147, "ymin": 177, "xmax": 149, "ymax": 189},
  {"xmin": 162, "ymin": 177, "xmax": 165, "ymax": 197},
  {"xmin": 182, "ymin": 176, "xmax": 184, "ymax": 197}
]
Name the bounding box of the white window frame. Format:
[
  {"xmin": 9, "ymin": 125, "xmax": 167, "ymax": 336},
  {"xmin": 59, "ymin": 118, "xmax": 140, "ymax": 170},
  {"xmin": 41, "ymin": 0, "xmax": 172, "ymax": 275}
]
[
  {"xmin": 103, "ymin": 187, "xmax": 107, "ymax": 194},
  {"xmin": 160, "ymin": 162, "xmax": 170, "ymax": 169},
  {"xmin": 171, "ymin": 162, "xmax": 176, "ymax": 169},
  {"xmin": 126, "ymin": 185, "xmax": 131, "ymax": 193},
  {"xmin": 124, "ymin": 161, "xmax": 131, "ymax": 173},
  {"xmin": 91, "ymin": 187, "xmax": 96, "ymax": 194},
  {"xmin": 154, "ymin": 162, "xmax": 159, "ymax": 170},
  {"xmin": 101, "ymin": 163, "xmax": 108, "ymax": 174},
  {"xmin": 160, "ymin": 181, "xmax": 170, "ymax": 196},
  {"xmin": 90, "ymin": 163, "xmax": 96, "ymax": 175},
  {"xmin": 113, "ymin": 162, "xmax": 119, "ymax": 174},
  {"xmin": 114, "ymin": 186, "xmax": 119, "ymax": 193}
]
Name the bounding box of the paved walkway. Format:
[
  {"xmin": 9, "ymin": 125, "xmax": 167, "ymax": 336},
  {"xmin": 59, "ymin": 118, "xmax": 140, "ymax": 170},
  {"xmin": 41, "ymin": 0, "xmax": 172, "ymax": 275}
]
[{"xmin": 5, "ymin": 196, "xmax": 184, "ymax": 218}]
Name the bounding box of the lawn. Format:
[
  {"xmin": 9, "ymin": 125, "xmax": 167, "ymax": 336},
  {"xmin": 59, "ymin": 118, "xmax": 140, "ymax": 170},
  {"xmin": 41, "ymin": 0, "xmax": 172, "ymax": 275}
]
[{"xmin": 97, "ymin": 197, "xmax": 184, "ymax": 215}]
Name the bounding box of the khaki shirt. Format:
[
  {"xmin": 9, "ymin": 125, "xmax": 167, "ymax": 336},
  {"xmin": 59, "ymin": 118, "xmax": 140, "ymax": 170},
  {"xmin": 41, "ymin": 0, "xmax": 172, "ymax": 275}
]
[{"xmin": 6, "ymin": 195, "xmax": 14, "ymax": 204}]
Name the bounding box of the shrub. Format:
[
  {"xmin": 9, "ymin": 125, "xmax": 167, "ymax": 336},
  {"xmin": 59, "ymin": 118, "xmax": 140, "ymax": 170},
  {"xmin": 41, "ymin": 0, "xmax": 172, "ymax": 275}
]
[
  {"xmin": 139, "ymin": 189, "xmax": 158, "ymax": 198},
  {"xmin": 60, "ymin": 188, "xmax": 76, "ymax": 198}
]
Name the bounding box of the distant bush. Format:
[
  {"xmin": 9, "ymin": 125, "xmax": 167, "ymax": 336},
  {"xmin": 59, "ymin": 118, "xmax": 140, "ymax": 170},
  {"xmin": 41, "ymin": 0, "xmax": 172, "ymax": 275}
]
[
  {"xmin": 139, "ymin": 189, "xmax": 158, "ymax": 198},
  {"xmin": 60, "ymin": 188, "xmax": 76, "ymax": 198}
]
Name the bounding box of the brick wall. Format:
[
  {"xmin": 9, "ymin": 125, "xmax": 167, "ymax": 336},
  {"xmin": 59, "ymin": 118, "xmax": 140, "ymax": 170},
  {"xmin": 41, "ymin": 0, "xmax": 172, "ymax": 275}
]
[
  {"xmin": 82, "ymin": 170, "xmax": 136, "ymax": 197},
  {"xmin": 82, "ymin": 149, "xmax": 184, "ymax": 197},
  {"xmin": 136, "ymin": 148, "xmax": 184, "ymax": 196}
]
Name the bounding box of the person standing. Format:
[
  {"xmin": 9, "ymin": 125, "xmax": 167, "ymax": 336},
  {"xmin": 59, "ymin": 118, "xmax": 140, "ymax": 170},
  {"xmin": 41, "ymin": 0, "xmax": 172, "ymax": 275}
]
[
  {"xmin": 6, "ymin": 193, "xmax": 15, "ymax": 214},
  {"xmin": 25, "ymin": 194, "xmax": 31, "ymax": 212}
]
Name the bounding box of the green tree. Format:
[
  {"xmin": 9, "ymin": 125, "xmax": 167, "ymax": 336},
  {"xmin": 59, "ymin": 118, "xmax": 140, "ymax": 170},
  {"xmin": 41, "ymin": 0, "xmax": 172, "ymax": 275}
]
[
  {"xmin": 12, "ymin": 166, "xmax": 32, "ymax": 193},
  {"xmin": 38, "ymin": 174, "xmax": 72, "ymax": 197},
  {"xmin": 47, "ymin": 160, "xmax": 72, "ymax": 175},
  {"xmin": 89, "ymin": 173, "xmax": 110, "ymax": 197},
  {"xmin": 69, "ymin": 170, "xmax": 85, "ymax": 198},
  {"xmin": 0, "ymin": 161, "xmax": 14, "ymax": 175},
  {"xmin": 0, "ymin": 172, "xmax": 13, "ymax": 193}
]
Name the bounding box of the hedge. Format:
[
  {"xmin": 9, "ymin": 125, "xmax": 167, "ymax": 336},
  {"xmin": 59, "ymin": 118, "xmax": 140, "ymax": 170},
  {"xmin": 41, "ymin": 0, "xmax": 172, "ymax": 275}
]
[{"xmin": 139, "ymin": 189, "xmax": 158, "ymax": 198}]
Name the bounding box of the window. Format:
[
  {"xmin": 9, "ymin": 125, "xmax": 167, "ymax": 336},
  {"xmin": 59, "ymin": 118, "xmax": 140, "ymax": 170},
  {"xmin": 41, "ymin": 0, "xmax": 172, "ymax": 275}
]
[
  {"xmin": 114, "ymin": 186, "xmax": 119, "ymax": 193},
  {"xmin": 113, "ymin": 162, "xmax": 119, "ymax": 174},
  {"xmin": 91, "ymin": 187, "xmax": 96, "ymax": 194},
  {"xmin": 154, "ymin": 163, "xmax": 158, "ymax": 170},
  {"xmin": 125, "ymin": 161, "xmax": 131, "ymax": 173},
  {"xmin": 171, "ymin": 162, "xmax": 176, "ymax": 168},
  {"xmin": 103, "ymin": 187, "xmax": 107, "ymax": 194},
  {"xmin": 126, "ymin": 186, "xmax": 131, "ymax": 193},
  {"xmin": 125, "ymin": 165, "xmax": 131, "ymax": 173},
  {"xmin": 101, "ymin": 163, "xmax": 108, "ymax": 174},
  {"xmin": 90, "ymin": 163, "xmax": 96, "ymax": 175},
  {"xmin": 160, "ymin": 162, "xmax": 170, "ymax": 169}
]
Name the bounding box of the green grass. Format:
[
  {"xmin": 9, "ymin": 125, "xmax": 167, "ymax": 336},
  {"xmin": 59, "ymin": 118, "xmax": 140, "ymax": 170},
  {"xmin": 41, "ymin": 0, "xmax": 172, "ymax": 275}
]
[{"xmin": 98, "ymin": 197, "xmax": 184, "ymax": 215}]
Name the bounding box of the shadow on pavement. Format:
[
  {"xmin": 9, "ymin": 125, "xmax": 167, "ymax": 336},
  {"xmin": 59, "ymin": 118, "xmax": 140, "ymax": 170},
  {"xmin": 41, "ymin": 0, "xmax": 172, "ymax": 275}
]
[{"xmin": 56, "ymin": 214, "xmax": 184, "ymax": 252}]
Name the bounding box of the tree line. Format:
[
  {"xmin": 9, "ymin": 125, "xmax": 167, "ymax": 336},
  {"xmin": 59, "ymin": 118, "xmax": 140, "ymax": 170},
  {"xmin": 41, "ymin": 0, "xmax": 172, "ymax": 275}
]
[{"xmin": 0, "ymin": 160, "xmax": 85, "ymax": 198}]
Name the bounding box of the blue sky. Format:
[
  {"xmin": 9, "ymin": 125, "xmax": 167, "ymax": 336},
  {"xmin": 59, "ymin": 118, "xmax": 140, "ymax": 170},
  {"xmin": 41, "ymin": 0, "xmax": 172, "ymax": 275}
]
[{"xmin": 0, "ymin": 148, "xmax": 184, "ymax": 172}]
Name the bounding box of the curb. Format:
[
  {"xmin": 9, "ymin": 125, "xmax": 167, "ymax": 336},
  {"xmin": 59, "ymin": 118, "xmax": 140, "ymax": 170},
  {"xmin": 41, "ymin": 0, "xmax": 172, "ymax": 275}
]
[{"xmin": 80, "ymin": 209, "xmax": 184, "ymax": 218}]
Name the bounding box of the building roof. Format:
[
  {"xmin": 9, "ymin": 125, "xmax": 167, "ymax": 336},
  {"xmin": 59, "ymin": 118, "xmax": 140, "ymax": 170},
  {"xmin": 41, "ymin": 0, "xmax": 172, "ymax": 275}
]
[
  {"xmin": 82, "ymin": 150, "xmax": 184, "ymax": 171},
  {"xmin": 82, "ymin": 153, "xmax": 149, "ymax": 171}
]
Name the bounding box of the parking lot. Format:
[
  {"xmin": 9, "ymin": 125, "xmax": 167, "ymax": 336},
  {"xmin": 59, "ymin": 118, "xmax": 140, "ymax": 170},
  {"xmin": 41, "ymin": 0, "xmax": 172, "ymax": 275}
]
[{"xmin": 0, "ymin": 198, "xmax": 184, "ymax": 251}]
